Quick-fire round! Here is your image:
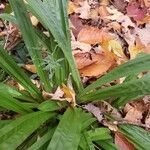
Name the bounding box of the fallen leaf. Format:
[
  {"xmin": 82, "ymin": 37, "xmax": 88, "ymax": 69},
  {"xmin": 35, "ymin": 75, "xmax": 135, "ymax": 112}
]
[
  {"xmin": 108, "ymin": 40, "xmax": 127, "ymax": 61},
  {"xmin": 71, "ymin": 40, "xmax": 91, "ymax": 52},
  {"xmin": 70, "ymin": 14, "xmax": 85, "ymax": 38},
  {"xmin": 143, "ymin": 0, "xmax": 150, "ymax": 7},
  {"xmin": 128, "ymin": 36, "xmax": 145, "ymax": 59},
  {"xmin": 115, "ymin": 132, "xmax": 135, "ymax": 150},
  {"xmin": 75, "ymin": 1, "xmax": 91, "ymax": 19},
  {"xmin": 135, "ymin": 24, "xmax": 150, "ymax": 45},
  {"xmin": 111, "ymin": 0, "xmax": 128, "ymax": 13},
  {"xmin": 68, "ymin": 1, "xmax": 78, "ymax": 15},
  {"xmin": 23, "ymin": 64, "xmax": 37, "ymax": 73},
  {"xmin": 100, "ymin": 0, "xmax": 110, "ymax": 6},
  {"xmin": 126, "ymin": 2, "xmax": 147, "ymax": 21},
  {"xmin": 77, "ymin": 26, "xmax": 112, "ymax": 45},
  {"xmin": 123, "ymin": 102, "xmax": 144, "ymax": 124},
  {"xmin": 74, "ymin": 50, "xmax": 116, "ymax": 77},
  {"xmin": 62, "ymin": 83, "xmax": 76, "ymax": 107},
  {"xmin": 84, "ymin": 103, "xmax": 104, "ymax": 123}
]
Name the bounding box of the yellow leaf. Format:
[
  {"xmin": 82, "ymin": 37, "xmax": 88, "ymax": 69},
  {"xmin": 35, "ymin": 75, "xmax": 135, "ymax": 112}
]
[
  {"xmin": 62, "ymin": 83, "xmax": 76, "ymax": 107},
  {"xmin": 108, "ymin": 40, "xmax": 127, "ymax": 61},
  {"xmin": 68, "ymin": 1, "xmax": 78, "ymax": 15}
]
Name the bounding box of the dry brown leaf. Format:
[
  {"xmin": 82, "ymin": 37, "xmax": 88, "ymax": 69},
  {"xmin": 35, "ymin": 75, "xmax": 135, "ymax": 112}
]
[
  {"xmin": 100, "ymin": 0, "xmax": 110, "ymax": 6},
  {"xmin": 23, "ymin": 64, "xmax": 37, "ymax": 73},
  {"xmin": 75, "ymin": 1, "xmax": 91, "ymax": 19},
  {"xmin": 84, "ymin": 103, "xmax": 104, "ymax": 123},
  {"xmin": 123, "ymin": 102, "xmax": 144, "ymax": 124},
  {"xmin": 143, "ymin": 0, "xmax": 150, "ymax": 7},
  {"xmin": 115, "ymin": 132, "xmax": 135, "ymax": 150},
  {"xmin": 71, "ymin": 40, "xmax": 92, "ymax": 52},
  {"xmin": 77, "ymin": 26, "xmax": 112, "ymax": 45},
  {"xmin": 74, "ymin": 50, "xmax": 116, "ymax": 77},
  {"xmin": 98, "ymin": 6, "xmax": 110, "ymax": 18}
]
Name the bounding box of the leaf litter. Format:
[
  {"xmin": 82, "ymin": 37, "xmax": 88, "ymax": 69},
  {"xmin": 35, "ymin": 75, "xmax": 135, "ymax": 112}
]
[{"xmin": 1, "ymin": 0, "xmax": 150, "ymax": 148}]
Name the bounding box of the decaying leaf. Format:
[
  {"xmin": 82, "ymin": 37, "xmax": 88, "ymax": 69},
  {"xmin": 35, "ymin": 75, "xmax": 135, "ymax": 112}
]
[{"xmin": 115, "ymin": 132, "xmax": 135, "ymax": 150}]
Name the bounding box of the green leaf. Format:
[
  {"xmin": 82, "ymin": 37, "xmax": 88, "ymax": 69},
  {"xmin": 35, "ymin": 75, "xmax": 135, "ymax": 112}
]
[
  {"xmin": 0, "ymin": 121, "xmax": 12, "ymax": 129},
  {"xmin": 0, "ymin": 111, "xmax": 56, "ymax": 150},
  {"xmin": 0, "ymin": 47, "xmax": 41, "ymax": 100},
  {"xmin": 0, "ymin": 92, "xmax": 33, "ymax": 114},
  {"xmin": 27, "ymin": 128, "xmax": 55, "ymax": 150},
  {"xmin": 0, "ymin": 13, "xmax": 17, "ymax": 24},
  {"xmin": 27, "ymin": 0, "xmax": 83, "ymax": 92},
  {"xmin": 80, "ymin": 74, "xmax": 150, "ymax": 102},
  {"xmin": 120, "ymin": 125, "xmax": 150, "ymax": 150},
  {"xmin": 80, "ymin": 54, "xmax": 150, "ymax": 96},
  {"xmin": 0, "ymin": 83, "xmax": 35, "ymax": 102},
  {"xmin": 96, "ymin": 140, "xmax": 118, "ymax": 150},
  {"xmin": 38, "ymin": 100, "xmax": 67, "ymax": 112},
  {"xmin": 79, "ymin": 133, "xmax": 95, "ymax": 150},
  {"xmin": 9, "ymin": 0, "xmax": 51, "ymax": 91},
  {"xmin": 87, "ymin": 128, "xmax": 112, "ymax": 141},
  {"xmin": 47, "ymin": 108, "xmax": 95, "ymax": 150}
]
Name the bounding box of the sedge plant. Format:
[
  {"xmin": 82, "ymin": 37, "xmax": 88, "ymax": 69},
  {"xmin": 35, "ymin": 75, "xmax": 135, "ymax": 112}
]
[{"xmin": 0, "ymin": 0, "xmax": 150, "ymax": 149}]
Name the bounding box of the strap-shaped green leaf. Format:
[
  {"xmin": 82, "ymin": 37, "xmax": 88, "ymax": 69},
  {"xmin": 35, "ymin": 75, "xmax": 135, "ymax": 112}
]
[
  {"xmin": 0, "ymin": 13, "xmax": 17, "ymax": 24},
  {"xmin": 47, "ymin": 108, "xmax": 95, "ymax": 150},
  {"xmin": 0, "ymin": 92, "xmax": 32, "ymax": 114},
  {"xmin": 0, "ymin": 47, "xmax": 41, "ymax": 100},
  {"xmin": 87, "ymin": 128, "xmax": 112, "ymax": 141},
  {"xmin": 0, "ymin": 83, "xmax": 35, "ymax": 102},
  {"xmin": 0, "ymin": 111, "xmax": 56, "ymax": 150},
  {"xmin": 80, "ymin": 54, "xmax": 150, "ymax": 96},
  {"xmin": 120, "ymin": 125, "xmax": 150, "ymax": 150},
  {"xmin": 80, "ymin": 74, "xmax": 150, "ymax": 102},
  {"xmin": 27, "ymin": 0, "xmax": 83, "ymax": 92},
  {"xmin": 9, "ymin": 0, "xmax": 51, "ymax": 91},
  {"xmin": 27, "ymin": 128, "xmax": 55, "ymax": 150}
]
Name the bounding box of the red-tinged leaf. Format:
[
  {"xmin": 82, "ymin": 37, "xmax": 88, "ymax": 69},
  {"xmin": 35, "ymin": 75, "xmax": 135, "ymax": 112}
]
[
  {"xmin": 70, "ymin": 14, "xmax": 85, "ymax": 38},
  {"xmin": 115, "ymin": 132, "xmax": 135, "ymax": 150},
  {"xmin": 127, "ymin": 2, "xmax": 147, "ymax": 21}
]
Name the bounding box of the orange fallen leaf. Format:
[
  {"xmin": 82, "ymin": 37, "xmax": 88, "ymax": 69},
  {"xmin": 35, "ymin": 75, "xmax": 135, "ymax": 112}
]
[
  {"xmin": 129, "ymin": 37, "xmax": 145, "ymax": 59},
  {"xmin": 77, "ymin": 26, "xmax": 112, "ymax": 45},
  {"xmin": 115, "ymin": 132, "xmax": 135, "ymax": 150},
  {"xmin": 23, "ymin": 64, "xmax": 37, "ymax": 73},
  {"xmin": 68, "ymin": 1, "xmax": 78, "ymax": 15},
  {"xmin": 74, "ymin": 50, "xmax": 116, "ymax": 77}
]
